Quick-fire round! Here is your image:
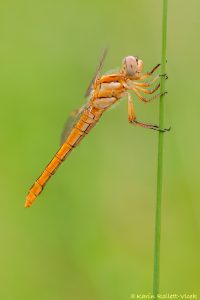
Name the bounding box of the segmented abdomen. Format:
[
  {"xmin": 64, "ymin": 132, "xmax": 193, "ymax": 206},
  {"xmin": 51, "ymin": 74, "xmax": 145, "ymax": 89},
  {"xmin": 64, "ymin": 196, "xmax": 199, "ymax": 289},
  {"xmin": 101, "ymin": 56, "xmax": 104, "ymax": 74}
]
[{"xmin": 25, "ymin": 106, "xmax": 103, "ymax": 208}]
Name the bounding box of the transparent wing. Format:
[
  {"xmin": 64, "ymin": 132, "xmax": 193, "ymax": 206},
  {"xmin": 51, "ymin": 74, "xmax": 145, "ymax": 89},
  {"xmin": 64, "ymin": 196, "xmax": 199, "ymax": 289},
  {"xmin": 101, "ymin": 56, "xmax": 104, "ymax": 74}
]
[
  {"xmin": 60, "ymin": 48, "xmax": 108, "ymax": 145},
  {"xmin": 60, "ymin": 106, "xmax": 85, "ymax": 146},
  {"xmin": 104, "ymin": 67, "xmax": 120, "ymax": 75},
  {"xmin": 84, "ymin": 47, "xmax": 108, "ymax": 98}
]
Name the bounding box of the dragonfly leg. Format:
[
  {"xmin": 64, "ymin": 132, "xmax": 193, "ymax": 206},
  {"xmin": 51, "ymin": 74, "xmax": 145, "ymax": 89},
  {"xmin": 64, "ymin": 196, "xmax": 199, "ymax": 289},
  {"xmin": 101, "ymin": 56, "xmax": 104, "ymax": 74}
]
[
  {"xmin": 133, "ymin": 74, "xmax": 160, "ymax": 87},
  {"xmin": 133, "ymin": 83, "xmax": 160, "ymax": 95},
  {"xmin": 137, "ymin": 63, "xmax": 161, "ymax": 80},
  {"xmin": 133, "ymin": 74, "xmax": 167, "ymax": 88},
  {"xmin": 127, "ymin": 93, "xmax": 170, "ymax": 132},
  {"xmin": 128, "ymin": 93, "xmax": 136, "ymax": 122},
  {"xmin": 130, "ymin": 86, "xmax": 167, "ymax": 103}
]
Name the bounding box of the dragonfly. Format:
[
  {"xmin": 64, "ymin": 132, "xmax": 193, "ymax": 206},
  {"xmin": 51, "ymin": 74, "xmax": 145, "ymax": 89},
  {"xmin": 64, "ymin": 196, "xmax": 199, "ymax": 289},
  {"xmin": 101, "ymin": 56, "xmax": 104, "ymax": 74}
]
[{"xmin": 25, "ymin": 49, "xmax": 169, "ymax": 208}]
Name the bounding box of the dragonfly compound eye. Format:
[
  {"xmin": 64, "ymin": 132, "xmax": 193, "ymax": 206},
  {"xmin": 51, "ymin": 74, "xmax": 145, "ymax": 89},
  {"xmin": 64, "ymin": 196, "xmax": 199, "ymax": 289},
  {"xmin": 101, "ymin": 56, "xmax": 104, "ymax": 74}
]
[{"xmin": 123, "ymin": 56, "xmax": 138, "ymax": 78}]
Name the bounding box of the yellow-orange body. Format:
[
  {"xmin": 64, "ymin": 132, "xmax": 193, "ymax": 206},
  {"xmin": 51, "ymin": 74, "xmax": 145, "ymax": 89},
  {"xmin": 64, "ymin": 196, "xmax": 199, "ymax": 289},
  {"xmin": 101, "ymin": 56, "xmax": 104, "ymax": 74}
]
[
  {"xmin": 25, "ymin": 54, "xmax": 168, "ymax": 208},
  {"xmin": 25, "ymin": 73, "xmax": 126, "ymax": 207}
]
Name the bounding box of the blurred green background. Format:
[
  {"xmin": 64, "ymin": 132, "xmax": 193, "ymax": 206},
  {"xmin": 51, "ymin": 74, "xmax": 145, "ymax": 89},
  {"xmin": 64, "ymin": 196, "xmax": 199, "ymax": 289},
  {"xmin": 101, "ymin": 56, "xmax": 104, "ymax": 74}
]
[{"xmin": 0, "ymin": 0, "xmax": 200, "ymax": 299}]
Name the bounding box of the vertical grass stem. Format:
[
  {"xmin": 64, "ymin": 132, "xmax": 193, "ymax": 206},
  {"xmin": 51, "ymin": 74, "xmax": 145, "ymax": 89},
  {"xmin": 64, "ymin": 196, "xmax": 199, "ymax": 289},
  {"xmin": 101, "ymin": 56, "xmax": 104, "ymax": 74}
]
[{"xmin": 153, "ymin": 0, "xmax": 168, "ymax": 298}]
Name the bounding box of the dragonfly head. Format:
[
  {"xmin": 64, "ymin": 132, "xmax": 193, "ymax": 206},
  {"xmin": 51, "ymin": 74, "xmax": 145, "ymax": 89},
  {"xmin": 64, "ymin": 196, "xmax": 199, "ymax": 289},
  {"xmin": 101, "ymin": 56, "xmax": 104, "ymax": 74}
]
[{"xmin": 123, "ymin": 56, "xmax": 144, "ymax": 79}]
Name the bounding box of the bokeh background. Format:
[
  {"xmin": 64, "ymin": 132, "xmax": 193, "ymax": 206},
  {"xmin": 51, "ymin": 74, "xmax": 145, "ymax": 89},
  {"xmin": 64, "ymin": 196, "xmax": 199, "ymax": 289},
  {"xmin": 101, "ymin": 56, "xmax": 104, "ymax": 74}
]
[{"xmin": 0, "ymin": 0, "xmax": 199, "ymax": 299}]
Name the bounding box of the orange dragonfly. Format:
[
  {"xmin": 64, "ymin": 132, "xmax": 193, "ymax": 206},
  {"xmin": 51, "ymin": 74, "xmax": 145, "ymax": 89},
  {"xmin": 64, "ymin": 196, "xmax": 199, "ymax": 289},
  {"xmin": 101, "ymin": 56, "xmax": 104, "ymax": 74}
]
[{"xmin": 25, "ymin": 49, "xmax": 169, "ymax": 208}]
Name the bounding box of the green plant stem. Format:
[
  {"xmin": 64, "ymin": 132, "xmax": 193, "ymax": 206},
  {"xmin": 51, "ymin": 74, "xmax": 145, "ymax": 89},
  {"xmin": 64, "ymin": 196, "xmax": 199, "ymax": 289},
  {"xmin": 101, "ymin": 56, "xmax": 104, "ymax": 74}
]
[{"xmin": 153, "ymin": 0, "xmax": 168, "ymax": 298}]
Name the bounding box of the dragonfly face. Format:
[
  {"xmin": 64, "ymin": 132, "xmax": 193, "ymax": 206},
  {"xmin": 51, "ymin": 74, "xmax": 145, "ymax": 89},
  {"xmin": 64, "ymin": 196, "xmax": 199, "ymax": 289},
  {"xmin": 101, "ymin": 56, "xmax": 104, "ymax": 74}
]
[{"xmin": 123, "ymin": 56, "xmax": 144, "ymax": 80}]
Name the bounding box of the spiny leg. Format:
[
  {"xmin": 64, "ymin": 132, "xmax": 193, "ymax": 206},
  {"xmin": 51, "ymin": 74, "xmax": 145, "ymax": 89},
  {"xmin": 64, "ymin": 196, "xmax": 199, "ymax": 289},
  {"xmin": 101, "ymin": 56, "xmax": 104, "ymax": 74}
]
[
  {"xmin": 127, "ymin": 93, "xmax": 170, "ymax": 132},
  {"xmin": 128, "ymin": 93, "xmax": 136, "ymax": 123},
  {"xmin": 133, "ymin": 83, "xmax": 160, "ymax": 95},
  {"xmin": 133, "ymin": 74, "xmax": 160, "ymax": 87},
  {"xmin": 131, "ymin": 73, "xmax": 168, "ymax": 98},
  {"xmin": 132, "ymin": 73, "xmax": 167, "ymax": 88},
  {"xmin": 124, "ymin": 79, "xmax": 167, "ymax": 103},
  {"xmin": 130, "ymin": 86, "xmax": 167, "ymax": 103},
  {"xmin": 137, "ymin": 63, "xmax": 161, "ymax": 80}
]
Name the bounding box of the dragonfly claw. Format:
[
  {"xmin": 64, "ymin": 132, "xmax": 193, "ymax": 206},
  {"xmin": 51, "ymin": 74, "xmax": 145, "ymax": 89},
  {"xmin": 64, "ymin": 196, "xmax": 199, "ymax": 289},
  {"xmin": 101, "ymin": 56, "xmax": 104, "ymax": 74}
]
[
  {"xmin": 159, "ymin": 126, "xmax": 171, "ymax": 132},
  {"xmin": 161, "ymin": 91, "xmax": 168, "ymax": 97},
  {"xmin": 152, "ymin": 126, "xmax": 171, "ymax": 132},
  {"xmin": 159, "ymin": 73, "xmax": 168, "ymax": 80}
]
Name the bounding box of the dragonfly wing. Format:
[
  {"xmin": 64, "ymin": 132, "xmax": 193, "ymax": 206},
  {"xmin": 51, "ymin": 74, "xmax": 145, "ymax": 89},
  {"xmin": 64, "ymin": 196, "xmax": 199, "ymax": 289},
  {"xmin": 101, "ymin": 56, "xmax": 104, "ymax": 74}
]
[
  {"xmin": 84, "ymin": 47, "xmax": 108, "ymax": 98},
  {"xmin": 60, "ymin": 106, "xmax": 85, "ymax": 146},
  {"xmin": 104, "ymin": 67, "xmax": 120, "ymax": 75},
  {"xmin": 60, "ymin": 48, "xmax": 107, "ymax": 145}
]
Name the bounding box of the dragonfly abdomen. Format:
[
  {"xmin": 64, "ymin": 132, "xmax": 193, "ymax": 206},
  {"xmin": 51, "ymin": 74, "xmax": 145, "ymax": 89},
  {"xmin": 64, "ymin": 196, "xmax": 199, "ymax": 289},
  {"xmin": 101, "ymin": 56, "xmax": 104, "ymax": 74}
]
[
  {"xmin": 25, "ymin": 105, "xmax": 103, "ymax": 208},
  {"xmin": 25, "ymin": 144, "xmax": 73, "ymax": 207}
]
